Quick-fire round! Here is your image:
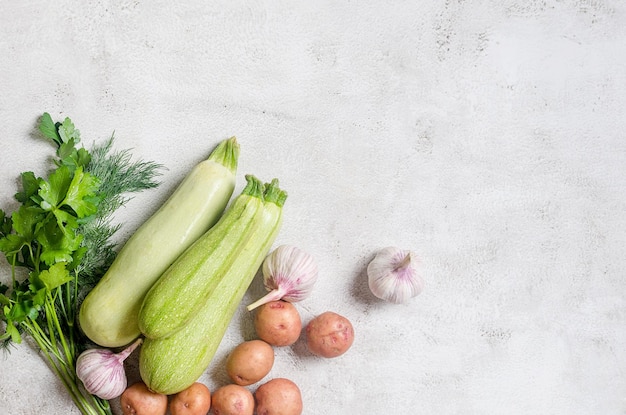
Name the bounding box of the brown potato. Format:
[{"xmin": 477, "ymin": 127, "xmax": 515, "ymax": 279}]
[
  {"xmin": 210, "ymin": 384, "xmax": 255, "ymax": 415},
  {"xmin": 226, "ymin": 339, "xmax": 274, "ymax": 386},
  {"xmin": 120, "ymin": 381, "xmax": 168, "ymax": 415},
  {"xmin": 254, "ymin": 378, "xmax": 302, "ymax": 415},
  {"xmin": 170, "ymin": 382, "xmax": 211, "ymax": 415},
  {"xmin": 305, "ymin": 311, "xmax": 354, "ymax": 358},
  {"xmin": 254, "ymin": 301, "xmax": 302, "ymax": 346}
]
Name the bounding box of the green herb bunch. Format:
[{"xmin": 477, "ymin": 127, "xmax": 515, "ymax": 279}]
[{"xmin": 0, "ymin": 113, "xmax": 162, "ymax": 415}]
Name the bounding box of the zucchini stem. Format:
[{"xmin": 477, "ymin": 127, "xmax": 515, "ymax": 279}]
[
  {"xmin": 208, "ymin": 136, "xmax": 239, "ymax": 175},
  {"xmin": 242, "ymin": 175, "xmax": 265, "ymax": 199},
  {"xmin": 264, "ymin": 179, "xmax": 288, "ymax": 207}
]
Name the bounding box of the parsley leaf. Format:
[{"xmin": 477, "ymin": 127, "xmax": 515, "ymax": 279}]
[
  {"xmin": 64, "ymin": 166, "xmax": 99, "ymax": 218},
  {"xmin": 58, "ymin": 140, "xmax": 91, "ymax": 171},
  {"xmin": 57, "ymin": 117, "xmax": 80, "ymax": 144},
  {"xmin": 37, "ymin": 263, "xmax": 72, "ymax": 291},
  {"xmin": 38, "ymin": 112, "xmax": 61, "ymax": 144},
  {"xmin": 11, "ymin": 205, "xmax": 43, "ymax": 241},
  {"xmin": 3, "ymin": 319, "xmax": 21, "ymax": 343},
  {"xmin": 14, "ymin": 172, "xmax": 40, "ymax": 204},
  {"xmin": 0, "ymin": 234, "xmax": 25, "ymax": 260},
  {"xmin": 39, "ymin": 165, "xmax": 72, "ymax": 211},
  {"xmin": 37, "ymin": 215, "xmax": 81, "ymax": 265}
]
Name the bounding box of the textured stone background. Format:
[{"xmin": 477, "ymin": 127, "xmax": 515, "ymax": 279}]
[{"xmin": 1, "ymin": 1, "xmax": 625, "ymax": 414}]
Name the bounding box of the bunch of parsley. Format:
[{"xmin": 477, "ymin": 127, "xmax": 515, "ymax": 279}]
[{"xmin": 0, "ymin": 113, "xmax": 162, "ymax": 415}]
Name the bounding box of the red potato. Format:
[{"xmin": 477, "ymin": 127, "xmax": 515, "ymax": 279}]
[
  {"xmin": 170, "ymin": 382, "xmax": 211, "ymax": 415},
  {"xmin": 226, "ymin": 340, "xmax": 274, "ymax": 386},
  {"xmin": 254, "ymin": 300, "xmax": 302, "ymax": 346},
  {"xmin": 120, "ymin": 381, "xmax": 168, "ymax": 415},
  {"xmin": 305, "ymin": 311, "xmax": 354, "ymax": 358},
  {"xmin": 210, "ymin": 384, "xmax": 255, "ymax": 415},
  {"xmin": 254, "ymin": 378, "xmax": 302, "ymax": 415}
]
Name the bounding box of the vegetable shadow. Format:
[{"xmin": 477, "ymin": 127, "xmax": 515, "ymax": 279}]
[
  {"xmin": 205, "ymin": 348, "xmax": 232, "ymax": 388},
  {"xmin": 349, "ymin": 249, "xmax": 381, "ymax": 307}
]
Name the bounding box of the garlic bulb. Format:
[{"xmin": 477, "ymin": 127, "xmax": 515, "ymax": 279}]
[
  {"xmin": 247, "ymin": 245, "xmax": 318, "ymax": 311},
  {"xmin": 76, "ymin": 338, "xmax": 142, "ymax": 400},
  {"xmin": 367, "ymin": 247, "xmax": 423, "ymax": 304}
]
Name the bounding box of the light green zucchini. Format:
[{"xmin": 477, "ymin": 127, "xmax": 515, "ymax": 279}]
[
  {"xmin": 78, "ymin": 137, "xmax": 239, "ymax": 347},
  {"xmin": 138, "ymin": 175, "xmax": 266, "ymax": 340},
  {"xmin": 139, "ymin": 179, "xmax": 286, "ymax": 394}
]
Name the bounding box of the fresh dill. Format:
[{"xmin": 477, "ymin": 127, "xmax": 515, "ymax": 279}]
[{"xmin": 0, "ymin": 113, "xmax": 163, "ymax": 415}]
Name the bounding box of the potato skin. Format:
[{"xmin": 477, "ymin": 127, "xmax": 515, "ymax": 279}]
[
  {"xmin": 211, "ymin": 384, "xmax": 255, "ymax": 415},
  {"xmin": 305, "ymin": 311, "xmax": 354, "ymax": 358},
  {"xmin": 254, "ymin": 378, "xmax": 303, "ymax": 415},
  {"xmin": 254, "ymin": 301, "xmax": 302, "ymax": 346},
  {"xmin": 226, "ymin": 339, "xmax": 275, "ymax": 386},
  {"xmin": 120, "ymin": 381, "xmax": 168, "ymax": 415},
  {"xmin": 169, "ymin": 382, "xmax": 211, "ymax": 415}
]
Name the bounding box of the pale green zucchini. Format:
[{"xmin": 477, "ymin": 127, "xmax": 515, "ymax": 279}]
[
  {"xmin": 139, "ymin": 179, "xmax": 287, "ymax": 394},
  {"xmin": 138, "ymin": 175, "xmax": 266, "ymax": 340},
  {"xmin": 78, "ymin": 137, "xmax": 239, "ymax": 347}
]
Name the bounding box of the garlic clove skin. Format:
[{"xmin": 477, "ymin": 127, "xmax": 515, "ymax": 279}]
[
  {"xmin": 77, "ymin": 350, "xmax": 127, "ymax": 400},
  {"xmin": 76, "ymin": 338, "xmax": 142, "ymax": 400},
  {"xmin": 367, "ymin": 247, "xmax": 423, "ymax": 304},
  {"xmin": 247, "ymin": 245, "xmax": 318, "ymax": 311},
  {"xmin": 263, "ymin": 245, "xmax": 318, "ymax": 302}
]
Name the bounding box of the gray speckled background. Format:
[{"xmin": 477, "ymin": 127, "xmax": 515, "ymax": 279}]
[{"xmin": 1, "ymin": 1, "xmax": 625, "ymax": 414}]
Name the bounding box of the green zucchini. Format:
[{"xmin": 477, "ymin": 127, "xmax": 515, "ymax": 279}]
[
  {"xmin": 78, "ymin": 137, "xmax": 239, "ymax": 347},
  {"xmin": 138, "ymin": 175, "xmax": 265, "ymax": 339},
  {"xmin": 139, "ymin": 179, "xmax": 287, "ymax": 394}
]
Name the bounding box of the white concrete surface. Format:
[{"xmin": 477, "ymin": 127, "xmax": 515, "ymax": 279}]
[{"xmin": 1, "ymin": 1, "xmax": 625, "ymax": 414}]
